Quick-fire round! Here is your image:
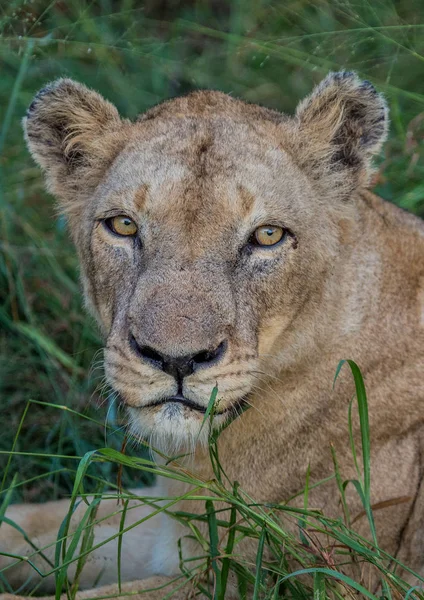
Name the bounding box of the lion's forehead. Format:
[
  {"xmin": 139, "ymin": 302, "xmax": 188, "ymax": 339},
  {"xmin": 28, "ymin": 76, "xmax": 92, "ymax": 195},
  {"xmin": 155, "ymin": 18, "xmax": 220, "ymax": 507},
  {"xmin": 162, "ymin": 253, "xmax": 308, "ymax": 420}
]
[{"xmin": 94, "ymin": 118, "xmax": 310, "ymax": 230}]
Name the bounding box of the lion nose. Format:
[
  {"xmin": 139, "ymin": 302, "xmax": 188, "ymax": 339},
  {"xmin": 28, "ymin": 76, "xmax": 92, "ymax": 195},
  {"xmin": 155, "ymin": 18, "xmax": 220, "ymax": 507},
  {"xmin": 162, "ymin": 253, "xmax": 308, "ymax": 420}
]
[{"xmin": 129, "ymin": 335, "xmax": 227, "ymax": 380}]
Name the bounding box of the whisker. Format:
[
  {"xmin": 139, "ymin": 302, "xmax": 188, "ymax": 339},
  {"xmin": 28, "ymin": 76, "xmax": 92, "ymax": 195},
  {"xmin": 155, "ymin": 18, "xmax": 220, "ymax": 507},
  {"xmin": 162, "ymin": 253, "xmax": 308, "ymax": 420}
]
[
  {"xmin": 109, "ymin": 422, "xmax": 128, "ymax": 437},
  {"xmin": 92, "ymin": 377, "xmax": 113, "ymax": 406},
  {"xmin": 106, "ymin": 373, "xmax": 152, "ymax": 388},
  {"xmin": 103, "ymin": 393, "xmax": 119, "ymax": 445},
  {"xmin": 105, "ymin": 358, "xmax": 147, "ymax": 378},
  {"xmin": 239, "ymin": 395, "xmax": 267, "ymax": 420},
  {"xmin": 88, "ymin": 349, "xmax": 105, "ymax": 379},
  {"xmin": 194, "ymin": 363, "xmax": 258, "ymax": 383},
  {"xmin": 250, "ymin": 375, "xmax": 285, "ymax": 407},
  {"xmin": 251, "ymin": 368, "xmax": 288, "ymax": 386},
  {"xmin": 194, "ymin": 369, "xmax": 258, "ymax": 388}
]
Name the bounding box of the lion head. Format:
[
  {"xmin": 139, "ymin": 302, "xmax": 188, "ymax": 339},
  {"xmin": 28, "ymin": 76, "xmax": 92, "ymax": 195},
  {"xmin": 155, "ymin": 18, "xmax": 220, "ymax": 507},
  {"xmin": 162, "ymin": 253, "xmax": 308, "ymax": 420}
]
[{"xmin": 24, "ymin": 72, "xmax": 388, "ymax": 450}]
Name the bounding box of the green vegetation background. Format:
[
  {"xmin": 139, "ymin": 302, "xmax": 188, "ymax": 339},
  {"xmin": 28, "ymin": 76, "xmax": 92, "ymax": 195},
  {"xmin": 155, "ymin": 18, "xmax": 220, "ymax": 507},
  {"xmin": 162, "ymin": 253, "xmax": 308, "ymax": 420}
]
[{"xmin": 1, "ymin": 0, "xmax": 424, "ymax": 504}]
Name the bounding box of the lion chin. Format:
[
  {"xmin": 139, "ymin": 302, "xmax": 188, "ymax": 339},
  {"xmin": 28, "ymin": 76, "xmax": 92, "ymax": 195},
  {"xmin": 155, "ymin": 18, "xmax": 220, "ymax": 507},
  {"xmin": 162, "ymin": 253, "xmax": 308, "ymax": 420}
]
[{"xmin": 126, "ymin": 394, "xmax": 247, "ymax": 456}]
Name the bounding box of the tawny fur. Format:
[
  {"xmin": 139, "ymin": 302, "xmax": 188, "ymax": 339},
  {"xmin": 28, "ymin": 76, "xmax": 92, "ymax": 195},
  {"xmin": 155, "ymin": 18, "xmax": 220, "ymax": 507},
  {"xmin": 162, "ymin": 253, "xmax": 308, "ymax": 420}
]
[{"xmin": 1, "ymin": 72, "xmax": 423, "ymax": 600}]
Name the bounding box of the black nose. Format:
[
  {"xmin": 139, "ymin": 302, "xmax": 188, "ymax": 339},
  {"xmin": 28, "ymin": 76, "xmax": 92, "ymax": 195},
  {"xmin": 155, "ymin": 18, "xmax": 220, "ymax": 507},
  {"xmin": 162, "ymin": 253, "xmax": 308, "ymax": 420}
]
[{"xmin": 129, "ymin": 336, "xmax": 227, "ymax": 380}]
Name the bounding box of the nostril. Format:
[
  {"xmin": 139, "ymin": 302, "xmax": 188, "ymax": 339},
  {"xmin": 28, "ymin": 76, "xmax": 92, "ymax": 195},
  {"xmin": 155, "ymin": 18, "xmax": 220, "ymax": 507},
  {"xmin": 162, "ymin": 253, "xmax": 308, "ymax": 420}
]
[
  {"xmin": 192, "ymin": 340, "xmax": 227, "ymax": 369},
  {"xmin": 140, "ymin": 345, "xmax": 164, "ymax": 366},
  {"xmin": 129, "ymin": 335, "xmax": 165, "ymax": 370}
]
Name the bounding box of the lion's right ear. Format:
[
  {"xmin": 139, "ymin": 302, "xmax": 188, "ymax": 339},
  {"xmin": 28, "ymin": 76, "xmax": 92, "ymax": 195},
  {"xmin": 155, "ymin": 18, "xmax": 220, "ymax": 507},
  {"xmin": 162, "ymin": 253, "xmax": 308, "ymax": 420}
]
[{"xmin": 23, "ymin": 79, "xmax": 128, "ymax": 216}]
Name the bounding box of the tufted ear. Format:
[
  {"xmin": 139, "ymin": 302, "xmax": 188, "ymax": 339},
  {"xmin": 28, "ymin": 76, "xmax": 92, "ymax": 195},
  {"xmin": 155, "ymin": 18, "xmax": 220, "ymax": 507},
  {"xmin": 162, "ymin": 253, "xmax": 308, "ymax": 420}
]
[
  {"xmin": 23, "ymin": 79, "xmax": 129, "ymax": 217},
  {"xmin": 293, "ymin": 71, "xmax": 388, "ymax": 193}
]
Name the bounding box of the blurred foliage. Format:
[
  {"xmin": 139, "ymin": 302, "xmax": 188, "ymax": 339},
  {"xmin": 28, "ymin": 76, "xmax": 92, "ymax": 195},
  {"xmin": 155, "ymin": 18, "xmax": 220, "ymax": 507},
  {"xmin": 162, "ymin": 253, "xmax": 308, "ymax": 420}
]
[{"xmin": 1, "ymin": 0, "xmax": 424, "ymax": 503}]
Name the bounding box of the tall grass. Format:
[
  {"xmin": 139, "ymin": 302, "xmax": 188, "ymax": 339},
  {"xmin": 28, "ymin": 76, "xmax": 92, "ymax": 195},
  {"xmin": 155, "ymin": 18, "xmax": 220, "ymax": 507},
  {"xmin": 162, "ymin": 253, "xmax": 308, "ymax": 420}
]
[
  {"xmin": 1, "ymin": 0, "xmax": 424, "ymax": 597},
  {"xmin": 1, "ymin": 362, "xmax": 423, "ymax": 598}
]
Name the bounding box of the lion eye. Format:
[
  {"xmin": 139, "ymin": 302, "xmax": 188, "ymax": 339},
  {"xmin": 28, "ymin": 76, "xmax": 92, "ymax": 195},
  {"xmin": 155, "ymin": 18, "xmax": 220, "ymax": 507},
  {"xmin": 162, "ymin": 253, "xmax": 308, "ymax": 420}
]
[
  {"xmin": 252, "ymin": 225, "xmax": 285, "ymax": 247},
  {"xmin": 105, "ymin": 215, "xmax": 138, "ymax": 237}
]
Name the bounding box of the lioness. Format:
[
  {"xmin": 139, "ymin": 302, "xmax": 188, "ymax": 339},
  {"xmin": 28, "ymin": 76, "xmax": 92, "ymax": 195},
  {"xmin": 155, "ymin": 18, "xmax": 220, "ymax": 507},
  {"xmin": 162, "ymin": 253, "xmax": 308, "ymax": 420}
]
[{"xmin": 1, "ymin": 72, "xmax": 423, "ymax": 599}]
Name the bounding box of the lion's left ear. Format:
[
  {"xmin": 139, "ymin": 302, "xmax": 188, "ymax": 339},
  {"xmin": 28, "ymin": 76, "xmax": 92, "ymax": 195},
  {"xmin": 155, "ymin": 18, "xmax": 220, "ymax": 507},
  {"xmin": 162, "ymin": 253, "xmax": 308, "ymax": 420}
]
[{"xmin": 293, "ymin": 71, "xmax": 388, "ymax": 190}]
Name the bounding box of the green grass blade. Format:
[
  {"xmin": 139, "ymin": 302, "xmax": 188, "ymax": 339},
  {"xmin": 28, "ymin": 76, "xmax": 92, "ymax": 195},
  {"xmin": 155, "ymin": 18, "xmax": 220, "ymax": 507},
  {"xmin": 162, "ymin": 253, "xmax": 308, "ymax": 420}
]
[
  {"xmin": 220, "ymin": 502, "xmax": 237, "ymax": 599},
  {"xmin": 252, "ymin": 526, "xmax": 266, "ymax": 600},
  {"xmin": 0, "ymin": 401, "xmax": 30, "ymax": 494},
  {"xmin": 117, "ymin": 498, "xmax": 129, "ymax": 593},
  {"xmin": 206, "ymin": 499, "xmax": 222, "ymax": 600},
  {"xmin": 330, "ymin": 444, "xmax": 351, "ymax": 527},
  {"xmin": 0, "ymin": 40, "xmax": 34, "ymax": 156},
  {"xmin": 15, "ymin": 323, "xmax": 83, "ymax": 374},
  {"xmin": 313, "ymin": 570, "xmax": 326, "ymax": 600},
  {"xmin": 278, "ymin": 567, "xmax": 379, "ymax": 599},
  {"xmin": 0, "ymin": 472, "xmax": 18, "ymax": 527},
  {"xmin": 197, "ymin": 385, "xmax": 219, "ymax": 442},
  {"xmin": 335, "ymin": 360, "xmax": 379, "ymax": 549},
  {"xmin": 0, "ymin": 514, "xmax": 54, "ymax": 570},
  {"xmin": 70, "ymin": 498, "xmax": 101, "ymax": 599}
]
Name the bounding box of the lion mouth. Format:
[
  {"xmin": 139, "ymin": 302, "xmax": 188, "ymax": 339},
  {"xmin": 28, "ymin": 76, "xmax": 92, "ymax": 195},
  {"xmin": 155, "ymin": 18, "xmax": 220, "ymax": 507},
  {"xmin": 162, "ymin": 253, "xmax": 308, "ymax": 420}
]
[
  {"xmin": 146, "ymin": 394, "xmax": 208, "ymax": 413},
  {"xmin": 144, "ymin": 394, "xmax": 249, "ymax": 417}
]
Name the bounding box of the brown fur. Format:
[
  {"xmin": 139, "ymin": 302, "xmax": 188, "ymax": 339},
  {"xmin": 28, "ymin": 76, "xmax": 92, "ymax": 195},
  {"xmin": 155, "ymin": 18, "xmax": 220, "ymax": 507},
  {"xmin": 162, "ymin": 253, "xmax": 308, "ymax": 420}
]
[{"xmin": 1, "ymin": 72, "xmax": 423, "ymax": 599}]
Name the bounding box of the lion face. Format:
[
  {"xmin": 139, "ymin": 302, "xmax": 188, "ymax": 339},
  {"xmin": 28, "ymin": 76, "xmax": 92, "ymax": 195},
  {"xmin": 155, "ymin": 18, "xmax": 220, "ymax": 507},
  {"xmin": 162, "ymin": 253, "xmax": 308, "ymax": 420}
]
[
  {"xmin": 24, "ymin": 73, "xmax": 388, "ymax": 449},
  {"xmin": 86, "ymin": 122, "xmax": 324, "ymax": 448}
]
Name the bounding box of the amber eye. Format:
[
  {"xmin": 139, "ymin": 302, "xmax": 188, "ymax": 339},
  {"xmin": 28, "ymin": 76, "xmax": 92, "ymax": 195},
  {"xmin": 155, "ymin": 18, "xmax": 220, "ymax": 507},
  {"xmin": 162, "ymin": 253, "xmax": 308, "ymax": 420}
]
[
  {"xmin": 252, "ymin": 225, "xmax": 285, "ymax": 247},
  {"xmin": 105, "ymin": 215, "xmax": 138, "ymax": 237}
]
